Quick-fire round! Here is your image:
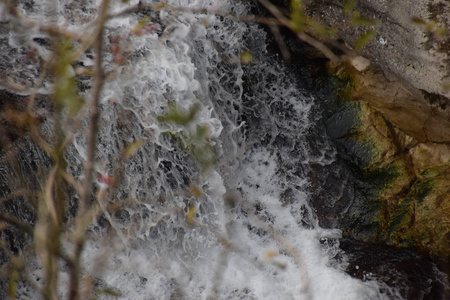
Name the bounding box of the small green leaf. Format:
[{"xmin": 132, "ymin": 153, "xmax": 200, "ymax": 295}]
[
  {"xmin": 190, "ymin": 184, "xmax": 203, "ymax": 198},
  {"xmin": 96, "ymin": 289, "xmax": 121, "ymax": 297},
  {"xmin": 411, "ymin": 17, "xmax": 448, "ymax": 36},
  {"xmin": 343, "ymin": 0, "xmax": 358, "ymax": 13},
  {"xmin": 435, "ymin": 27, "xmax": 448, "ymax": 37},
  {"xmin": 307, "ymin": 19, "xmax": 337, "ymax": 37},
  {"xmin": 8, "ymin": 270, "xmax": 19, "ymax": 298},
  {"xmin": 443, "ymin": 83, "xmax": 450, "ymax": 91},
  {"xmin": 157, "ymin": 103, "xmax": 200, "ymax": 125},
  {"xmin": 186, "ymin": 206, "xmax": 196, "ymax": 225},
  {"xmin": 425, "ymin": 20, "xmax": 437, "ymax": 32},
  {"xmin": 123, "ymin": 139, "xmax": 145, "ymax": 160},
  {"xmin": 290, "ymin": 0, "xmax": 306, "ymax": 33},
  {"xmin": 411, "ymin": 16, "xmax": 427, "ymax": 26},
  {"xmin": 195, "ymin": 124, "xmax": 209, "ymax": 140},
  {"xmin": 352, "ymin": 12, "xmax": 377, "ymax": 27},
  {"xmin": 191, "ymin": 143, "xmax": 216, "ymax": 169},
  {"xmin": 132, "ymin": 17, "xmax": 150, "ymax": 33},
  {"xmin": 354, "ymin": 29, "xmax": 376, "ymax": 50},
  {"xmin": 53, "ymin": 38, "xmax": 85, "ymax": 116},
  {"xmin": 240, "ymin": 51, "xmax": 253, "ymax": 64}
]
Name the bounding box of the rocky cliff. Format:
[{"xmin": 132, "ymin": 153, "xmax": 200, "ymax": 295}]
[{"xmin": 297, "ymin": 0, "xmax": 450, "ymax": 265}]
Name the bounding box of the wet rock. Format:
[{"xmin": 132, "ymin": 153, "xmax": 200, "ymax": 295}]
[
  {"xmin": 258, "ymin": 0, "xmax": 450, "ymax": 293},
  {"xmin": 340, "ymin": 238, "xmax": 450, "ymax": 300}
]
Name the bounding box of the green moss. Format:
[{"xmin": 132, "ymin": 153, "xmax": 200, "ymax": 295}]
[
  {"xmin": 331, "ymin": 67, "xmax": 356, "ymax": 101},
  {"xmin": 383, "ymin": 196, "xmax": 415, "ymax": 239},
  {"xmin": 415, "ymin": 180, "xmax": 433, "ymax": 205},
  {"xmin": 362, "ymin": 165, "xmax": 399, "ymax": 190}
]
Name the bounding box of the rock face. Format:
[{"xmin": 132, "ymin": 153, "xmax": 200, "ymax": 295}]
[
  {"xmin": 344, "ymin": 63, "xmax": 450, "ymax": 143},
  {"xmin": 339, "ymin": 238, "xmax": 449, "ymax": 300},
  {"xmin": 259, "ymin": 0, "xmax": 450, "ymax": 293},
  {"xmin": 304, "ymin": 0, "xmax": 450, "ymax": 100},
  {"xmin": 285, "ymin": 0, "xmax": 450, "ymax": 262}
]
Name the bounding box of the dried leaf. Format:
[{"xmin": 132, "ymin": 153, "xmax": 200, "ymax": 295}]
[
  {"xmin": 265, "ymin": 250, "xmax": 279, "ymax": 259},
  {"xmin": 97, "ymin": 173, "xmax": 115, "ymax": 185}
]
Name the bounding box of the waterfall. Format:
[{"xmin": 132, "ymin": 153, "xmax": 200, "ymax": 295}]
[{"xmin": 1, "ymin": 0, "xmax": 401, "ymax": 299}]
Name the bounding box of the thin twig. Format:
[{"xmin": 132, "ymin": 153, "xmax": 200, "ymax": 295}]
[
  {"xmin": 269, "ymin": 24, "xmax": 291, "ymax": 61},
  {"xmin": 59, "ymin": 169, "xmax": 83, "ymax": 194},
  {"xmin": 7, "ymin": 5, "xmax": 83, "ymax": 40},
  {"xmin": 0, "ymin": 213, "xmax": 34, "ymax": 236},
  {"xmin": 0, "ymin": 189, "xmax": 38, "ymax": 206},
  {"xmin": 258, "ymin": 0, "xmax": 339, "ymax": 64},
  {"xmin": 107, "ymin": 3, "xmax": 283, "ymax": 27},
  {"xmin": 69, "ymin": 1, "xmax": 110, "ymax": 299},
  {"xmin": 297, "ymin": 31, "xmax": 339, "ymax": 63},
  {"xmin": 44, "ymin": 166, "xmax": 58, "ymax": 224}
]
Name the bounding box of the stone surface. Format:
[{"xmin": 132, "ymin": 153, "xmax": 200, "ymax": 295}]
[
  {"xmin": 304, "ymin": 0, "xmax": 450, "ymax": 99},
  {"xmin": 264, "ymin": 0, "xmax": 450, "ymax": 288},
  {"xmin": 339, "ymin": 238, "xmax": 449, "ymax": 300},
  {"xmin": 347, "ymin": 63, "xmax": 450, "ymax": 143},
  {"xmin": 324, "ymin": 92, "xmax": 450, "ymax": 261}
]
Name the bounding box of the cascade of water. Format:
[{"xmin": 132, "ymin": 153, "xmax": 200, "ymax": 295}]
[{"xmin": 1, "ymin": 0, "xmax": 402, "ymax": 299}]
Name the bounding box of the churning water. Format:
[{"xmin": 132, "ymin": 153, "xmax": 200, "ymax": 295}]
[{"xmin": 2, "ymin": 0, "xmax": 401, "ymax": 299}]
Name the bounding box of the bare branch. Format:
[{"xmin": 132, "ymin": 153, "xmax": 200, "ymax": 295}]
[
  {"xmin": 70, "ymin": 1, "xmax": 110, "ymax": 299},
  {"xmin": 258, "ymin": 0, "xmax": 340, "ymax": 64},
  {"xmin": 59, "ymin": 170, "xmax": 82, "ymax": 194},
  {"xmin": 107, "ymin": 2, "xmax": 283, "ymax": 26},
  {"xmin": 0, "ymin": 213, "xmax": 34, "ymax": 236},
  {"xmin": 269, "ymin": 24, "xmax": 291, "ymax": 61},
  {"xmin": 297, "ymin": 31, "xmax": 339, "ymax": 64},
  {"xmin": 44, "ymin": 166, "xmax": 58, "ymax": 224},
  {"xmin": 0, "ymin": 189, "xmax": 38, "ymax": 206},
  {"xmin": 6, "ymin": 5, "xmax": 83, "ymax": 40}
]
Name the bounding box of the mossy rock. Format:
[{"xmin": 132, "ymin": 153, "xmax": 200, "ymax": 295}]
[{"xmin": 332, "ymin": 67, "xmax": 450, "ymax": 261}]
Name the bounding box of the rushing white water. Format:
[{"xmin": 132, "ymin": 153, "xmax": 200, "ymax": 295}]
[{"xmin": 3, "ymin": 0, "xmax": 401, "ymax": 299}]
